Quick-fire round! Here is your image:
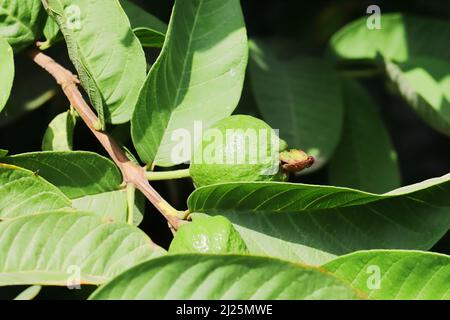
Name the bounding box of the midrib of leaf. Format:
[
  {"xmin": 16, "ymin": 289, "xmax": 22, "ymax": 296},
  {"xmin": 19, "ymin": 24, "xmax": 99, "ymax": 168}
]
[
  {"xmin": 157, "ymin": 0, "xmax": 204, "ymax": 151},
  {"xmin": 0, "ymin": 270, "xmax": 108, "ymax": 284},
  {"xmin": 172, "ymin": 0, "xmax": 203, "ymax": 111}
]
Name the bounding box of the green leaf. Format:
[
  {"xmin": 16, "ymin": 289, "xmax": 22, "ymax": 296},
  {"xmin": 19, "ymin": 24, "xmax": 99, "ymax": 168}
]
[
  {"xmin": 188, "ymin": 175, "xmax": 450, "ymax": 265},
  {"xmin": 324, "ymin": 250, "xmax": 450, "ymax": 300},
  {"xmin": 0, "ymin": 53, "xmax": 57, "ymax": 127},
  {"xmin": 0, "ymin": 163, "xmax": 71, "ymax": 219},
  {"xmin": 42, "ymin": 110, "xmax": 77, "ymax": 151},
  {"xmin": 43, "ymin": 0, "xmax": 146, "ymax": 125},
  {"xmin": 132, "ymin": 0, "xmax": 248, "ymax": 166},
  {"xmin": 0, "ymin": 38, "xmax": 14, "ymax": 113},
  {"xmin": 121, "ymin": 0, "xmax": 166, "ymax": 48},
  {"xmin": 14, "ymin": 285, "xmax": 42, "ymax": 300},
  {"xmin": 121, "ymin": 0, "xmax": 167, "ymax": 34},
  {"xmin": 2, "ymin": 151, "xmax": 122, "ymax": 199},
  {"xmin": 0, "ymin": 149, "xmax": 8, "ymax": 157},
  {"xmin": 73, "ymin": 189, "xmax": 144, "ymax": 226},
  {"xmin": 0, "ymin": 0, "xmax": 47, "ymax": 51},
  {"xmin": 385, "ymin": 57, "xmax": 450, "ymax": 137},
  {"xmin": 249, "ymin": 39, "xmax": 343, "ymax": 168},
  {"xmin": 89, "ymin": 254, "xmax": 361, "ymax": 300},
  {"xmin": 329, "ymin": 13, "xmax": 450, "ymax": 62},
  {"xmin": 329, "ymin": 79, "xmax": 401, "ymax": 193},
  {"xmin": 0, "ymin": 211, "xmax": 165, "ymax": 287},
  {"xmin": 132, "ymin": 27, "xmax": 165, "ymax": 49},
  {"xmin": 39, "ymin": 15, "xmax": 62, "ymax": 50},
  {"xmin": 2, "ymin": 151, "xmax": 146, "ymax": 224}
]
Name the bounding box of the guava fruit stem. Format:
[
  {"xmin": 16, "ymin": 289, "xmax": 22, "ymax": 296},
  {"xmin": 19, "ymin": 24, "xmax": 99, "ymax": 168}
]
[{"xmin": 145, "ymin": 169, "xmax": 191, "ymax": 181}]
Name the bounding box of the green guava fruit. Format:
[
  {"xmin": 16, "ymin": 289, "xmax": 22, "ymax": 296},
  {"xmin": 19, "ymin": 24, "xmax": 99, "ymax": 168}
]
[
  {"xmin": 189, "ymin": 115, "xmax": 288, "ymax": 187},
  {"xmin": 169, "ymin": 215, "xmax": 249, "ymax": 254}
]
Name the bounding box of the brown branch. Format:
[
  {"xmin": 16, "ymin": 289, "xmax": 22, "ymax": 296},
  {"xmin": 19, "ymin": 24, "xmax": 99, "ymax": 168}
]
[{"xmin": 29, "ymin": 49, "xmax": 186, "ymax": 230}]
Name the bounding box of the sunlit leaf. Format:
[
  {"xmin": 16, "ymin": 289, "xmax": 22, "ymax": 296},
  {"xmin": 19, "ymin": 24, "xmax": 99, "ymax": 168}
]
[
  {"xmin": 132, "ymin": 0, "xmax": 248, "ymax": 166},
  {"xmin": 324, "ymin": 250, "xmax": 450, "ymax": 300},
  {"xmin": 329, "ymin": 13, "xmax": 450, "ymax": 62},
  {"xmin": 3, "ymin": 151, "xmax": 145, "ymax": 224},
  {"xmin": 0, "ymin": 38, "xmax": 14, "ymax": 113},
  {"xmin": 43, "ymin": 0, "xmax": 146, "ymax": 125},
  {"xmin": 0, "ymin": 0, "xmax": 46, "ymax": 51},
  {"xmin": 0, "ymin": 163, "xmax": 71, "ymax": 219},
  {"xmin": 3, "ymin": 151, "xmax": 122, "ymax": 199},
  {"xmin": 73, "ymin": 189, "xmax": 144, "ymax": 226},
  {"xmin": 90, "ymin": 254, "xmax": 361, "ymax": 300},
  {"xmin": 188, "ymin": 174, "xmax": 450, "ymax": 265},
  {"xmin": 42, "ymin": 110, "xmax": 77, "ymax": 151},
  {"xmin": 0, "ymin": 211, "xmax": 165, "ymax": 286},
  {"xmin": 385, "ymin": 57, "xmax": 450, "ymax": 137}
]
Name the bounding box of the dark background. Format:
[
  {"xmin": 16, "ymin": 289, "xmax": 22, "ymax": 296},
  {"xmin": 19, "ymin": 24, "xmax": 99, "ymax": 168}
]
[{"xmin": 0, "ymin": 0, "xmax": 449, "ymax": 299}]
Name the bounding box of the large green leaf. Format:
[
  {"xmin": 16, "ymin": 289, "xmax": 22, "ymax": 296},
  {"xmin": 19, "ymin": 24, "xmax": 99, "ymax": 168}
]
[
  {"xmin": 249, "ymin": 40, "xmax": 343, "ymax": 168},
  {"xmin": 0, "ymin": 0, "xmax": 46, "ymax": 51},
  {"xmin": 0, "ymin": 211, "xmax": 165, "ymax": 286},
  {"xmin": 329, "ymin": 79, "xmax": 401, "ymax": 193},
  {"xmin": 188, "ymin": 174, "xmax": 450, "ymax": 265},
  {"xmin": 41, "ymin": 110, "xmax": 77, "ymax": 151},
  {"xmin": 90, "ymin": 254, "xmax": 361, "ymax": 300},
  {"xmin": 132, "ymin": 0, "xmax": 248, "ymax": 166},
  {"xmin": 0, "ymin": 38, "xmax": 14, "ymax": 113},
  {"xmin": 43, "ymin": 0, "xmax": 146, "ymax": 125},
  {"xmin": 2, "ymin": 151, "xmax": 122, "ymax": 199},
  {"xmin": 385, "ymin": 57, "xmax": 450, "ymax": 137},
  {"xmin": 329, "ymin": 13, "xmax": 450, "ymax": 62},
  {"xmin": 0, "ymin": 163, "xmax": 71, "ymax": 219},
  {"xmin": 324, "ymin": 250, "xmax": 450, "ymax": 300}
]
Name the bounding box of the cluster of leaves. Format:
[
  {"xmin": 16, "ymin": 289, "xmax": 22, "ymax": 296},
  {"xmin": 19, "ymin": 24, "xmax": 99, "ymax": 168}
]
[{"xmin": 0, "ymin": 0, "xmax": 449, "ymax": 300}]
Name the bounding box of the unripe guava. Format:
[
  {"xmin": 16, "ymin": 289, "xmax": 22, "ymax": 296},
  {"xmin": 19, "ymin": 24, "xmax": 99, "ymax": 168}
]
[
  {"xmin": 189, "ymin": 115, "xmax": 288, "ymax": 187},
  {"xmin": 169, "ymin": 215, "xmax": 248, "ymax": 254}
]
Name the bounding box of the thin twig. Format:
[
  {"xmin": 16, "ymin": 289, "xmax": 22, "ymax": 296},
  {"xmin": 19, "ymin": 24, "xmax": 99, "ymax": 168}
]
[
  {"xmin": 29, "ymin": 49, "xmax": 187, "ymax": 230},
  {"xmin": 146, "ymin": 168, "xmax": 191, "ymax": 181}
]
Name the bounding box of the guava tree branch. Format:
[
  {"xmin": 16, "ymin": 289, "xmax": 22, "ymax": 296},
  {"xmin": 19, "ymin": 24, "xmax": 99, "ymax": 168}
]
[{"xmin": 29, "ymin": 49, "xmax": 187, "ymax": 230}]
